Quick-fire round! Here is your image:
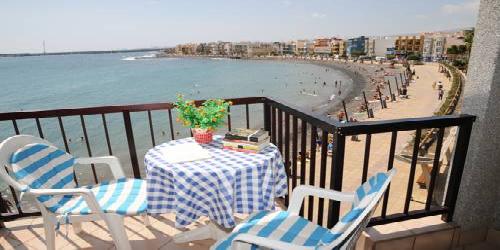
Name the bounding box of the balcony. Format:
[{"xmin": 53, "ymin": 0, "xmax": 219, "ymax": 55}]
[{"xmin": 0, "ymin": 95, "xmax": 480, "ymax": 249}]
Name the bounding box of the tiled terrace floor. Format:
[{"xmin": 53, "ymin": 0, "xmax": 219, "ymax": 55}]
[{"xmin": 1, "ymin": 214, "xmax": 217, "ymax": 250}]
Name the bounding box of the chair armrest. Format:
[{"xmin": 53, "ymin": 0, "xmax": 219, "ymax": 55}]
[
  {"xmin": 287, "ymin": 185, "xmax": 355, "ymax": 215},
  {"xmin": 232, "ymin": 234, "xmax": 312, "ymax": 250},
  {"xmin": 27, "ymin": 188, "xmax": 102, "ymax": 213},
  {"xmin": 75, "ymin": 156, "xmax": 125, "ymax": 179}
]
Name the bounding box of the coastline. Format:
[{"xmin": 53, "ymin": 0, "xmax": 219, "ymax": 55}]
[
  {"xmin": 163, "ymin": 54, "xmax": 399, "ymax": 118},
  {"xmin": 244, "ymin": 56, "xmax": 403, "ymax": 118}
]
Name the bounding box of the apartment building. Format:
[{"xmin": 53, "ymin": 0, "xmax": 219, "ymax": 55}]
[
  {"xmin": 295, "ymin": 40, "xmax": 313, "ymax": 55},
  {"xmin": 175, "ymin": 43, "xmax": 197, "ymax": 55},
  {"xmin": 247, "ymin": 43, "xmax": 274, "ymax": 57},
  {"xmin": 313, "ymin": 38, "xmax": 332, "ymax": 56},
  {"xmin": 346, "ymin": 36, "xmax": 367, "ymax": 57},
  {"xmin": 282, "ymin": 41, "xmax": 296, "ymax": 55},
  {"xmin": 331, "ymin": 38, "xmax": 346, "ymax": 57},
  {"xmin": 395, "ymin": 35, "xmax": 424, "ymax": 55},
  {"xmin": 232, "ymin": 43, "xmax": 249, "ymax": 56},
  {"xmin": 368, "ymin": 36, "xmax": 396, "ymax": 57}
]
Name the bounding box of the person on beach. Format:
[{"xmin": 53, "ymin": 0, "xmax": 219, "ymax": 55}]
[
  {"xmin": 349, "ymin": 117, "xmax": 360, "ymax": 141},
  {"xmin": 323, "ymin": 81, "xmax": 326, "ymax": 86},
  {"xmin": 337, "ymin": 111, "xmax": 345, "ymax": 122},
  {"xmin": 316, "ymin": 133, "xmax": 322, "ymax": 151},
  {"xmin": 438, "ymin": 88, "xmax": 444, "ymax": 100},
  {"xmin": 335, "ymin": 81, "xmax": 338, "ymax": 87},
  {"xmin": 402, "ymin": 85, "xmax": 408, "ymax": 98},
  {"xmin": 437, "ymin": 81, "xmax": 443, "ymax": 90}
]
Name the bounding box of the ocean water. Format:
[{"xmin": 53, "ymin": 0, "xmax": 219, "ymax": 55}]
[{"xmin": 0, "ymin": 53, "xmax": 352, "ymax": 201}]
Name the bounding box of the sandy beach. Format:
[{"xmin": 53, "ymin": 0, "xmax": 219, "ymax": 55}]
[{"xmin": 242, "ymin": 55, "xmax": 406, "ymax": 119}]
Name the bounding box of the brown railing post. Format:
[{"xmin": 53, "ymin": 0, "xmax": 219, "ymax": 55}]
[
  {"xmin": 395, "ymin": 76, "xmax": 401, "ymax": 95},
  {"xmin": 327, "ymin": 125, "xmax": 346, "ymax": 228},
  {"xmin": 263, "ymin": 102, "xmax": 271, "ymax": 133},
  {"xmin": 442, "ymin": 119, "xmax": 474, "ymax": 222},
  {"xmin": 123, "ymin": 111, "xmax": 142, "ymax": 179}
]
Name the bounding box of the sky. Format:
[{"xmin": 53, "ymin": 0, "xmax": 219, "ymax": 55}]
[{"xmin": 0, "ymin": 0, "xmax": 480, "ymax": 53}]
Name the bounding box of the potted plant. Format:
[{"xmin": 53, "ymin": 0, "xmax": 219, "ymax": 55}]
[{"xmin": 175, "ymin": 94, "xmax": 231, "ymax": 144}]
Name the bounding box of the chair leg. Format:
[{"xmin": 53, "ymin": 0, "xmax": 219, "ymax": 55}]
[
  {"xmin": 73, "ymin": 222, "xmax": 83, "ymax": 234},
  {"xmin": 103, "ymin": 214, "xmax": 132, "ymax": 250},
  {"xmin": 43, "ymin": 220, "xmax": 56, "ymax": 250},
  {"xmin": 141, "ymin": 213, "xmax": 150, "ymax": 227}
]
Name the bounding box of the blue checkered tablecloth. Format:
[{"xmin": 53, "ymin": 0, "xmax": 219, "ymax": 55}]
[{"xmin": 144, "ymin": 136, "xmax": 288, "ymax": 228}]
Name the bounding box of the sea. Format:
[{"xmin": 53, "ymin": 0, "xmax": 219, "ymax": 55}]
[{"xmin": 0, "ymin": 52, "xmax": 353, "ymax": 209}]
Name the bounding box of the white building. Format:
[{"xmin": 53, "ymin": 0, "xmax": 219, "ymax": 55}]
[
  {"xmin": 432, "ymin": 37, "xmax": 446, "ymax": 60},
  {"xmin": 422, "ymin": 35, "xmax": 447, "ymax": 61},
  {"xmin": 369, "ymin": 36, "xmax": 396, "ymax": 57}
]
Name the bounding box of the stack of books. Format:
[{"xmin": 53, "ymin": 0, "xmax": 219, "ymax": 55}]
[{"xmin": 223, "ymin": 128, "xmax": 270, "ymax": 153}]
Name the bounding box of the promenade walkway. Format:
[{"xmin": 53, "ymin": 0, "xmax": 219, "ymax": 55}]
[{"xmin": 306, "ymin": 62, "xmax": 453, "ymax": 223}]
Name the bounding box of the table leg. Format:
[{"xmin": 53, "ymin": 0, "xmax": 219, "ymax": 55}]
[{"xmin": 173, "ymin": 221, "xmax": 229, "ymax": 243}]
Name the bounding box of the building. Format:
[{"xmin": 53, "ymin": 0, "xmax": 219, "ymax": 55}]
[
  {"xmin": 208, "ymin": 42, "xmax": 219, "ymax": 55},
  {"xmin": 195, "ymin": 43, "xmax": 211, "ymax": 55},
  {"xmin": 346, "ymin": 36, "xmax": 367, "ymax": 57},
  {"xmin": 432, "ymin": 37, "xmax": 446, "ymax": 60},
  {"xmin": 247, "ymin": 43, "xmax": 274, "ymax": 57},
  {"xmin": 369, "ymin": 36, "xmax": 396, "ymax": 58},
  {"xmin": 330, "ymin": 38, "xmax": 346, "ymax": 57},
  {"xmin": 232, "ymin": 43, "xmax": 249, "ymax": 56},
  {"xmin": 282, "ymin": 41, "xmax": 296, "ymax": 55},
  {"xmin": 272, "ymin": 42, "xmax": 284, "ymax": 56},
  {"xmin": 422, "ymin": 32, "xmax": 455, "ymax": 61},
  {"xmin": 295, "ymin": 40, "xmax": 313, "ymax": 55},
  {"xmin": 443, "ymin": 30, "xmax": 467, "ymax": 60},
  {"xmin": 365, "ymin": 38, "xmax": 375, "ymax": 57},
  {"xmin": 422, "ymin": 37, "xmax": 434, "ymax": 60},
  {"xmin": 395, "ymin": 35, "xmax": 424, "ymax": 55},
  {"xmin": 222, "ymin": 42, "xmax": 233, "ymax": 56},
  {"xmin": 313, "ymin": 38, "xmax": 332, "ymax": 56},
  {"xmin": 175, "ymin": 43, "xmax": 197, "ymax": 55}
]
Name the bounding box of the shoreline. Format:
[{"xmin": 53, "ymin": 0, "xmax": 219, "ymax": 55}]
[{"xmin": 162, "ymin": 54, "xmax": 398, "ymax": 118}]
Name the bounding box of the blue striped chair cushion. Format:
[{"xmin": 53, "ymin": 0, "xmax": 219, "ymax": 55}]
[
  {"xmin": 212, "ymin": 210, "xmax": 330, "ymax": 250},
  {"xmin": 212, "ymin": 173, "xmax": 390, "ymax": 249},
  {"xmin": 54, "ymin": 178, "xmax": 147, "ymax": 215},
  {"xmin": 10, "ymin": 143, "xmax": 147, "ymax": 215},
  {"xmin": 320, "ymin": 172, "xmax": 389, "ymax": 245},
  {"xmin": 11, "ymin": 143, "xmax": 77, "ymax": 209}
]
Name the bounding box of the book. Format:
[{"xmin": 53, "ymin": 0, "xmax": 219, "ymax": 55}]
[
  {"xmin": 223, "ymin": 146, "xmax": 259, "ymax": 154},
  {"xmin": 222, "ymin": 139, "xmax": 269, "ymax": 151},
  {"xmin": 225, "ymin": 128, "xmax": 269, "ymax": 142},
  {"xmin": 222, "ymin": 136, "xmax": 270, "ymax": 146}
]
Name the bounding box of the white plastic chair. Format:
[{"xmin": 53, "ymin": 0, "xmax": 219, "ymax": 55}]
[
  {"xmin": 211, "ymin": 169, "xmax": 396, "ymax": 250},
  {"xmin": 0, "ymin": 135, "xmax": 150, "ymax": 250}
]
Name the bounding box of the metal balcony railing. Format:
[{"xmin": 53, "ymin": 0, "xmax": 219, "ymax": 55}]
[{"xmin": 0, "ymin": 97, "xmax": 475, "ymax": 229}]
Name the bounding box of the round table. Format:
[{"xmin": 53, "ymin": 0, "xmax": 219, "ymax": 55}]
[{"xmin": 144, "ymin": 136, "xmax": 288, "ymax": 242}]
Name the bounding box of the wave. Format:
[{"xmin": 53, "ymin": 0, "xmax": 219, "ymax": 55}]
[
  {"xmin": 300, "ymin": 91, "xmax": 318, "ymax": 97},
  {"xmin": 122, "ymin": 56, "xmax": 136, "ymax": 61}
]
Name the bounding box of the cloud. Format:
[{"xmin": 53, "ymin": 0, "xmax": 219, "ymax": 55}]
[
  {"xmin": 441, "ymin": 0, "xmax": 480, "ymax": 15},
  {"xmin": 312, "ymin": 12, "xmax": 326, "ymax": 19}
]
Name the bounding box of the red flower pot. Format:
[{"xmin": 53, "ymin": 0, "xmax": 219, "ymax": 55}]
[{"xmin": 192, "ymin": 128, "xmax": 214, "ymax": 144}]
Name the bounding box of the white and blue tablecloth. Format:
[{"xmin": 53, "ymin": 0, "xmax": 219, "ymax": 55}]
[{"xmin": 144, "ymin": 136, "xmax": 288, "ymax": 228}]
